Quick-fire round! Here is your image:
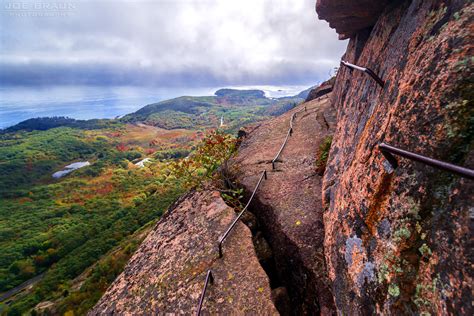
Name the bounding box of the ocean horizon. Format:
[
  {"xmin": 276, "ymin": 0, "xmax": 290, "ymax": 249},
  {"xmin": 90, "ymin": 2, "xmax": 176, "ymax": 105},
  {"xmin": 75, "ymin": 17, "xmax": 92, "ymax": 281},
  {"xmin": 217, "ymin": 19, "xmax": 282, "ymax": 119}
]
[{"xmin": 0, "ymin": 84, "xmax": 312, "ymax": 129}]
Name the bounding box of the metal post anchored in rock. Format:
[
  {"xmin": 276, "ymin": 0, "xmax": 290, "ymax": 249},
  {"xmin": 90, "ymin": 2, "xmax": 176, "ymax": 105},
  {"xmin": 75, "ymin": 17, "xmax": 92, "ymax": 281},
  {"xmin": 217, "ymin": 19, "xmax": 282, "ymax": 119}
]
[
  {"xmin": 272, "ymin": 110, "xmax": 302, "ymax": 170},
  {"xmin": 218, "ymin": 170, "xmax": 267, "ymax": 258},
  {"xmin": 196, "ymin": 270, "xmax": 214, "ymax": 316},
  {"xmin": 379, "ymin": 143, "xmax": 474, "ymax": 179},
  {"xmin": 341, "ymin": 60, "xmax": 385, "ymax": 88}
]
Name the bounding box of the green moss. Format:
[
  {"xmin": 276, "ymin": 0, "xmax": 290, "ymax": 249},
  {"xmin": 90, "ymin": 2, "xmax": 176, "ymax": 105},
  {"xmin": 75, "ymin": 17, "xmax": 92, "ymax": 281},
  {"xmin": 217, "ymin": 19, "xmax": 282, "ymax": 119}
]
[
  {"xmin": 415, "ymin": 222, "xmax": 422, "ymax": 234},
  {"xmin": 406, "ymin": 197, "xmax": 421, "ymax": 219},
  {"xmin": 388, "ymin": 284, "xmax": 400, "ymax": 297},
  {"xmin": 315, "ymin": 135, "xmax": 333, "ymax": 173},
  {"xmin": 378, "ymin": 263, "xmax": 390, "ymax": 283},
  {"xmin": 418, "ymin": 244, "xmax": 432, "ymax": 258},
  {"xmin": 414, "ymin": 284, "xmax": 432, "ymax": 309},
  {"xmin": 454, "ymin": 57, "xmax": 473, "ymax": 73},
  {"xmin": 393, "ymin": 226, "xmax": 411, "ymax": 243}
]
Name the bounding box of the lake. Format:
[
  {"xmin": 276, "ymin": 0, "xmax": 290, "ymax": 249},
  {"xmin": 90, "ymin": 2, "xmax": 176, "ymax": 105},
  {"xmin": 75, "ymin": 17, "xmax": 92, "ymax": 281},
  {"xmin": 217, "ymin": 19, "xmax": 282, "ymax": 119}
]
[
  {"xmin": 0, "ymin": 85, "xmax": 311, "ymax": 129},
  {"xmin": 52, "ymin": 161, "xmax": 91, "ymax": 179}
]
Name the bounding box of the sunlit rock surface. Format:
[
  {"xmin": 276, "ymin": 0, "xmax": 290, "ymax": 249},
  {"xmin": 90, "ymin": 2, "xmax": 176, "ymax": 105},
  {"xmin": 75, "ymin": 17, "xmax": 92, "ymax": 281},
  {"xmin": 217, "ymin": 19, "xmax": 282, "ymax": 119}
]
[{"xmin": 305, "ymin": 77, "xmax": 335, "ymax": 102}]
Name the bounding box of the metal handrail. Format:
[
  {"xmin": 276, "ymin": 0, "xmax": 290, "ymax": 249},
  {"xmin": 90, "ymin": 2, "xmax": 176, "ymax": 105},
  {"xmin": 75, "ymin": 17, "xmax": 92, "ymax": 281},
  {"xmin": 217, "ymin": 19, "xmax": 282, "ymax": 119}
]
[
  {"xmin": 379, "ymin": 143, "xmax": 474, "ymax": 179},
  {"xmin": 218, "ymin": 170, "xmax": 267, "ymax": 258},
  {"xmin": 272, "ymin": 121, "xmax": 293, "ymax": 170},
  {"xmin": 196, "ymin": 270, "xmax": 214, "ymax": 316},
  {"xmin": 272, "ymin": 106, "xmax": 306, "ymax": 170},
  {"xmin": 341, "ymin": 60, "xmax": 385, "ymax": 88}
]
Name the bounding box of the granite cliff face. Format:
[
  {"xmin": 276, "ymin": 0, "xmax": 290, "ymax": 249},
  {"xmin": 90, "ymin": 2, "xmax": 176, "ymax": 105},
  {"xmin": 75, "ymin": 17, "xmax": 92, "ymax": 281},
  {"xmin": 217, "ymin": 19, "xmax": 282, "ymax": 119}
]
[{"xmin": 319, "ymin": 0, "xmax": 473, "ymax": 314}]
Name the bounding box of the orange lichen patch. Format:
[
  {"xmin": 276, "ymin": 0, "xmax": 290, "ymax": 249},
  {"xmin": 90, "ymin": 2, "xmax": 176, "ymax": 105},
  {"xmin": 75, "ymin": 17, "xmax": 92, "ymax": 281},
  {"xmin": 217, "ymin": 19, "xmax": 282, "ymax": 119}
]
[
  {"xmin": 354, "ymin": 112, "xmax": 380, "ymax": 164},
  {"xmin": 365, "ymin": 172, "xmax": 393, "ymax": 238},
  {"xmin": 180, "ymin": 259, "xmax": 214, "ymax": 280}
]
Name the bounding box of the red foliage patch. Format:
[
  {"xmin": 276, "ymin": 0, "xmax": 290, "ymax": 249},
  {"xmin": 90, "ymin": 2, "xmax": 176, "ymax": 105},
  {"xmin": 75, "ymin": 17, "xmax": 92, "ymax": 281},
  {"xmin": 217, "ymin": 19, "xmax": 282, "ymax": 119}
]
[{"xmin": 116, "ymin": 143, "xmax": 128, "ymax": 152}]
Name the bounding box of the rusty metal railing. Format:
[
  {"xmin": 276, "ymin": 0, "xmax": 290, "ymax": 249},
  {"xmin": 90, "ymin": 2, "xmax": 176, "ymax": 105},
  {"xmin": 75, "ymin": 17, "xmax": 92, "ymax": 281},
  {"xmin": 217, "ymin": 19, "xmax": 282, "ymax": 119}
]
[
  {"xmin": 218, "ymin": 170, "xmax": 267, "ymax": 258},
  {"xmin": 196, "ymin": 270, "xmax": 214, "ymax": 316},
  {"xmin": 272, "ymin": 106, "xmax": 306, "ymax": 170},
  {"xmin": 379, "ymin": 143, "xmax": 474, "ymax": 179},
  {"xmin": 341, "ymin": 60, "xmax": 385, "ymax": 88}
]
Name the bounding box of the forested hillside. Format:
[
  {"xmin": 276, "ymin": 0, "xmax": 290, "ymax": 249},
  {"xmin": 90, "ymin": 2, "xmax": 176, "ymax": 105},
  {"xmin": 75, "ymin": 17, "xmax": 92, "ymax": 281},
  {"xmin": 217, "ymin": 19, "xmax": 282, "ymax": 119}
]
[{"xmin": 121, "ymin": 88, "xmax": 306, "ymax": 130}]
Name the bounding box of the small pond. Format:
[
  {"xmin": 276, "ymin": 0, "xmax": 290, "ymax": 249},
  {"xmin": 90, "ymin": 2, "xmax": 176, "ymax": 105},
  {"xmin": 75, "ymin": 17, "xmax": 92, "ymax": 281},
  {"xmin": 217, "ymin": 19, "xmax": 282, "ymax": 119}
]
[{"xmin": 52, "ymin": 161, "xmax": 90, "ymax": 179}]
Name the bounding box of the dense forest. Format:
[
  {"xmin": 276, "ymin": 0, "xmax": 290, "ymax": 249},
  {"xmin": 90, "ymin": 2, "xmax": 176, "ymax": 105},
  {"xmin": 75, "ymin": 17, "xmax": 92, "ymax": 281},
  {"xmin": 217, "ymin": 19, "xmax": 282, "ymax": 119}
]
[{"xmin": 1, "ymin": 117, "xmax": 119, "ymax": 134}]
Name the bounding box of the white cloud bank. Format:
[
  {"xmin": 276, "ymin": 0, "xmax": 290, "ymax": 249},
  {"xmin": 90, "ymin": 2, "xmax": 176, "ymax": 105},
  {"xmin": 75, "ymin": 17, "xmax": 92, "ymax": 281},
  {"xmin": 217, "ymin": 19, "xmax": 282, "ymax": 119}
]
[{"xmin": 0, "ymin": 0, "xmax": 347, "ymax": 86}]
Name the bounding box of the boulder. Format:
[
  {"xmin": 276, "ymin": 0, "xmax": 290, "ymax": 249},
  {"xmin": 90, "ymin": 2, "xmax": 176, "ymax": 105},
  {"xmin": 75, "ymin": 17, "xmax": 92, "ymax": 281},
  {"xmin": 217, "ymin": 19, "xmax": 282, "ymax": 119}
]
[{"xmin": 305, "ymin": 77, "xmax": 335, "ymax": 102}]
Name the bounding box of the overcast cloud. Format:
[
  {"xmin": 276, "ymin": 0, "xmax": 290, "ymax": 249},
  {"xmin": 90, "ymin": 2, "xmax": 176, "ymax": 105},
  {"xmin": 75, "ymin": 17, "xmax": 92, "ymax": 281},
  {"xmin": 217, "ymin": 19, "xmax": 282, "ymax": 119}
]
[{"xmin": 0, "ymin": 0, "xmax": 347, "ymax": 87}]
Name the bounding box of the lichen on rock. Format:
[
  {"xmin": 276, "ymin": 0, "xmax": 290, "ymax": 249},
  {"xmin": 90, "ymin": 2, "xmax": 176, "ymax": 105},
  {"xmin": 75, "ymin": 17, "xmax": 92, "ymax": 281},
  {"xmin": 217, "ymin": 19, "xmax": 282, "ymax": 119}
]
[{"xmin": 320, "ymin": 0, "xmax": 473, "ymax": 314}]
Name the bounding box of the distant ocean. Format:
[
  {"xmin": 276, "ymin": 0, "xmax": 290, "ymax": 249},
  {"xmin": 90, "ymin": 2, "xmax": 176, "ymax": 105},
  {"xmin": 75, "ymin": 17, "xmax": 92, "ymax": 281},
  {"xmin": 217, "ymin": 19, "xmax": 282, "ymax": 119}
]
[{"xmin": 0, "ymin": 85, "xmax": 311, "ymax": 129}]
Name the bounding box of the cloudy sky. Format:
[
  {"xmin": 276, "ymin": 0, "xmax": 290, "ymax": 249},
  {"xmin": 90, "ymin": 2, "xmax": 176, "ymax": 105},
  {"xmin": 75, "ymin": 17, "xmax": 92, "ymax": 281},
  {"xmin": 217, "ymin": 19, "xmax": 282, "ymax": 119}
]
[{"xmin": 0, "ymin": 0, "xmax": 347, "ymax": 87}]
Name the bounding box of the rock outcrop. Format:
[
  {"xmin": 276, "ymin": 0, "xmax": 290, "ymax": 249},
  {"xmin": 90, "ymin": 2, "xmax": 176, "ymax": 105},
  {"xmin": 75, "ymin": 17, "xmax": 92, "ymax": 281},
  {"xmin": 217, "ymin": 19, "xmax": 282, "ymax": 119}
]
[
  {"xmin": 320, "ymin": 0, "xmax": 473, "ymax": 314},
  {"xmin": 229, "ymin": 95, "xmax": 337, "ymax": 314},
  {"xmin": 316, "ymin": 0, "xmax": 391, "ymax": 39},
  {"xmin": 305, "ymin": 77, "xmax": 335, "ymax": 102},
  {"xmin": 90, "ymin": 190, "xmax": 278, "ymax": 315}
]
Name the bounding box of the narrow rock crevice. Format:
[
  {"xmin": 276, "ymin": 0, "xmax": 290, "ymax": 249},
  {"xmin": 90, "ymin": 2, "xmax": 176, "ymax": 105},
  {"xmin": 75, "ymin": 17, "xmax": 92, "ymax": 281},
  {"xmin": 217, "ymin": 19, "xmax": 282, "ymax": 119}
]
[
  {"xmin": 223, "ymin": 179, "xmax": 328, "ymax": 315},
  {"xmin": 222, "ymin": 198, "xmax": 291, "ymax": 315},
  {"xmin": 244, "ymin": 198, "xmax": 326, "ymax": 315},
  {"xmin": 226, "ymin": 97, "xmax": 337, "ymax": 315}
]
